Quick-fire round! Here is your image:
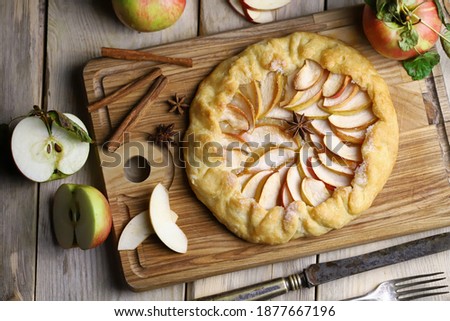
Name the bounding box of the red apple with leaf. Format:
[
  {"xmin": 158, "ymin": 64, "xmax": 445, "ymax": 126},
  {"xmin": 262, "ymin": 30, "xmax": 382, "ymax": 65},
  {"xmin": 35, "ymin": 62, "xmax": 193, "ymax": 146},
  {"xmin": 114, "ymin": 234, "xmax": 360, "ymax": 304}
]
[{"xmin": 363, "ymin": 0, "xmax": 450, "ymax": 80}]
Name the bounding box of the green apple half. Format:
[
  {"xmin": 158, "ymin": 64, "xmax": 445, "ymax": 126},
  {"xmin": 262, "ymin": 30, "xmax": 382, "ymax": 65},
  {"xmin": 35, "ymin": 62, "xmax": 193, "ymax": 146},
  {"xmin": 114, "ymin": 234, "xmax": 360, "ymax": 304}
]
[
  {"xmin": 11, "ymin": 113, "xmax": 90, "ymax": 182},
  {"xmin": 53, "ymin": 184, "xmax": 112, "ymax": 250}
]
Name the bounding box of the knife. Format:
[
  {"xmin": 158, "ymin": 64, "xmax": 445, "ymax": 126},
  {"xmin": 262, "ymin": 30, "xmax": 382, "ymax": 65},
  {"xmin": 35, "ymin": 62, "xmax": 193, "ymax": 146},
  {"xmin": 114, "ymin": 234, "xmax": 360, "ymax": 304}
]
[{"xmin": 196, "ymin": 232, "xmax": 450, "ymax": 301}]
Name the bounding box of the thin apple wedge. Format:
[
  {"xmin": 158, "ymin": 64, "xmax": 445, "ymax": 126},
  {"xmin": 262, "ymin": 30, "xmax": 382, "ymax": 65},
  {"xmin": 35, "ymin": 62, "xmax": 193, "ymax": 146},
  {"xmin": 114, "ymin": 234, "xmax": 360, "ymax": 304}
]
[
  {"xmin": 259, "ymin": 71, "xmax": 284, "ymax": 117},
  {"xmin": 323, "ymin": 132, "xmax": 362, "ymax": 162},
  {"xmin": 239, "ymin": 80, "xmax": 262, "ymax": 118},
  {"xmin": 118, "ymin": 210, "xmax": 178, "ymax": 251},
  {"xmin": 284, "ymin": 71, "xmax": 328, "ymax": 112},
  {"xmin": 280, "ymin": 69, "xmax": 303, "ymax": 106},
  {"xmin": 317, "ymin": 152, "xmax": 354, "ymax": 176},
  {"xmin": 242, "ymin": 0, "xmax": 291, "ymax": 10},
  {"xmin": 311, "ymin": 119, "xmax": 333, "ymax": 137},
  {"xmin": 297, "ymin": 145, "xmax": 315, "ymax": 178},
  {"xmin": 322, "ymin": 83, "xmax": 358, "ymax": 108},
  {"xmin": 294, "ymin": 60, "xmax": 324, "ymax": 91},
  {"xmin": 280, "ymin": 182, "xmax": 294, "ymax": 207},
  {"xmin": 265, "ymin": 105, "xmax": 295, "ymax": 121},
  {"xmin": 324, "ymin": 90, "xmax": 371, "ymax": 115},
  {"xmin": 309, "ymin": 156, "xmax": 352, "ymax": 187},
  {"xmin": 241, "ymin": 124, "xmax": 299, "ymax": 150},
  {"xmin": 332, "ymin": 125, "xmax": 366, "ymax": 144},
  {"xmin": 220, "ymin": 103, "xmax": 250, "ymax": 133},
  {"xmin": 245, "ymin": 148, "xmax": 296, "ymax": 171},
  {"xmin": 149, "ymin": 183, "xmax": 188, "ymax": 254},
  {"xmin": 257, "ymin": 171, "xmax": 282, "ymax": 209},
  {"xmin": 323, "ymin": 73, "xmax": 351, "ymax": 98},
  {"xmin": 228, "ymin": 0, "xmax": 246, "ymax": 18},
  {"xmin": 300, "ymin": 177, "xmax": 331, "ymax": 206},
  {"xmin": 231, "ymin": 91, "xmax": 256, "ymax": 131},
  {"xmin": 297, "ymin": 101, "xmax": 329, "ymax": 119},
  {"xmin": 286, "ymin": 165, "xmax": 303, "ymax": 201},
  {"xmin": 241, "ymin": 170, "xmax": 272, "ymax": 198},
  {"xmin": 328, "ymin": 108, "xmax": 377, "ymax": 130}
]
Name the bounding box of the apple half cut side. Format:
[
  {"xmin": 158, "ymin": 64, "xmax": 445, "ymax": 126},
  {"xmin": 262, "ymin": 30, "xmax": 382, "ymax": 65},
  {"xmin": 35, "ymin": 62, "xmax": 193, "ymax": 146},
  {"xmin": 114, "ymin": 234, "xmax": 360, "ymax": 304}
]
[
  {"xmin": 242, "ymin": 0, "xmax": 291, "ymax": 11},
  {"xmin": 118, "ymin": 210, "xmax": 178, "ymax": 251},
  {"xmin": 53, "ymin": 184, "xmax": 112, "ymax": 250},
  {"xmin": 149, "ymin": 183, "xmax": 188, "ymax": 254},
  {"xmin": 11, "ymin": 114, "xmax": 90, "ymax": 182}
]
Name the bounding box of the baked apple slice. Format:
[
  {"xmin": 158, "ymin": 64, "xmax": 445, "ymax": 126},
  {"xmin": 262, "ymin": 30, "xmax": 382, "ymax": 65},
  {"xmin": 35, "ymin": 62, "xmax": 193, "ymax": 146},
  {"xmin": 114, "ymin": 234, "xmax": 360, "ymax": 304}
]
[
  {"xmin": 323, "ymin": 132, "xmax": 362, "ymax": 162},
  {"xmin": 328, "ymin": 108, "xmax": 377, "ymax": 130},
  {"xmin": 323, "ymin": 73, "xmax": 351, "ymax": 98},
  {"xmin": 300, "ymin": 177, "xmax": 331, "ymax": 206},
  {"xmin": 309, "ymin": 156, "xmax": 352, "ymax": 187},
  {"xmin": 294, "ymin": 60, "xmax": 324, "ymax": 90},
  {"xmin": 258, "ymin": 171, "xmax": 282, "ymax": 209}
]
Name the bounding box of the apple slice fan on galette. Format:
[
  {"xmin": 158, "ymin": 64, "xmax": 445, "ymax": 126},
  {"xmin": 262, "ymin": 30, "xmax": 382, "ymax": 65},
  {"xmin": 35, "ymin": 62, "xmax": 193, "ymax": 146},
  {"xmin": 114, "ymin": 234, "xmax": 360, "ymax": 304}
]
[{"xmin": 184, "ymin": 32, "xmax": 399, "ymax": 244}]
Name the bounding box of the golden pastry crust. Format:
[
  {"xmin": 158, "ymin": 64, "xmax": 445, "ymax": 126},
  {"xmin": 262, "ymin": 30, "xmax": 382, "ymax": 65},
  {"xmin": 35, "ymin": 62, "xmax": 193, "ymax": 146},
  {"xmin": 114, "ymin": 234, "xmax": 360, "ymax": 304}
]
[{"xmin": 184, "ymin": 32, "xmax": 399, "ymax": 244}]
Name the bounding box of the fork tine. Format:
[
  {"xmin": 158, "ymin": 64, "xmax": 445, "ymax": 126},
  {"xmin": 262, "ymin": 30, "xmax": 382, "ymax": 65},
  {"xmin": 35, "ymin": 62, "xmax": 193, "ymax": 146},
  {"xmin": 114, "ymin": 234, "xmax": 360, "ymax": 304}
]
[
  {"xmin": 395, "ymin": 277, "xmax": 446, "ymax": 290},
  {"xmin": 399, "ymin": 290, "xmax": 450, "ymax": 301},
  {"xmin": 392, "ymin": 272, "xmax": 445, "ymax": 286},
  {"xmin": 398, "ymin": 285, "xmax": 449, "ymax": 296}
]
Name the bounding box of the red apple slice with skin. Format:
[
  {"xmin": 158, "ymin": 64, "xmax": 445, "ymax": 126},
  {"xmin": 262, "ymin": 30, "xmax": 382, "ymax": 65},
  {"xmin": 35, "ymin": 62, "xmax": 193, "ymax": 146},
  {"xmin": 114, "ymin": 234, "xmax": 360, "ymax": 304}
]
[
  {"xmin": 300, "ymin": 177, "xmax": 331, "ymax": 206},
  {"xmin": 294, "ymin": 60, "xmax": 324, "ymax": 91},
  {"xmin": 323, "ymin": 132, "xmax": 362, "ymax": 162},
  {"xmin": 241, "ymin": 3, "xmax": 275, "ymax": 23},
  {"xmin": 241, "ymin": 170, "xmax": 273, "ymax": 198},
  {"xmin": 242, "ymin": 0, "xmax": 291, "ymax": 10},
  {"xmin": 332, "ymin": 125, "xmax": 366, "ymax": 144},
  {"xmin": 317, "ymin": 152, "xmax": 354, "ymax": 176},
  {"xmin": 324, "ymin": 90, "xmax": 371, "ymax": 115},
  {"xmin": 286, "ymin": 165, "xmax": 303, "ymax": 201},
  {"xmin": 257, "ymin": 171, "xmax": 282, "ymax": 210},
  {"xmin": 322, "ymin": 83, "xmax": 359, "ymax": 108},
  {"xmin": 323, "ymin": 73, "xmax": 351, "ymax": 98},
  {"xmin": 309, "ymin": 156, "xmax": 352, "ymax": 187},
  {"xmin": 118, "ymin": 210, "xmax": 178, "ymax": 251},
  {"xmin": 228, "ymin": 0, "xmax": 246, "ymax": 18},
  {"xmin": 280, "ymin": 182, "xmax": 295, "ymax": 207},
  {"xmin": 149, "ymin": 183, "xmax": 188, "ymax": 254},
  {"xmin": 284, "ymin": 70, "xmax": 329, "ymax": 111},
  {"xmin": 328, "ymin": 108, "xmax": 377, "ymax": 130}
]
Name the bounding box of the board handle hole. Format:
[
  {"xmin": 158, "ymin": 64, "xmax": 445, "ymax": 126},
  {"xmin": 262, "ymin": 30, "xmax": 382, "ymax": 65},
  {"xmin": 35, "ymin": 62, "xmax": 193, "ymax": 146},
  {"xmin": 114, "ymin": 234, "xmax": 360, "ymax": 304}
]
[{"xmin": 124, "ymin": 155, "xmax": 151, "ymax": 183}]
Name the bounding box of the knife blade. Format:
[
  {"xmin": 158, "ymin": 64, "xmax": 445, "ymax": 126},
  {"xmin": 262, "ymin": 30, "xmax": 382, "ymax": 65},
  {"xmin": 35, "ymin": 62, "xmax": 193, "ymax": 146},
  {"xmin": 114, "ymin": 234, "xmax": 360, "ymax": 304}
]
[{"xmin": 196, "ymin": 232, "xmax": 450, "ymax": 301}]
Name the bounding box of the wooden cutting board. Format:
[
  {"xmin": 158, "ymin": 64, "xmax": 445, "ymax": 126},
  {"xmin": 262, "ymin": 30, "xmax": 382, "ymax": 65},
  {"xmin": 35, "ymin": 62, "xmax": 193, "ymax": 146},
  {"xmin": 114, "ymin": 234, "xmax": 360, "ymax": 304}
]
[{"xmin": 83, "ymin": 6, "xmax": 450, "ymax": 291}]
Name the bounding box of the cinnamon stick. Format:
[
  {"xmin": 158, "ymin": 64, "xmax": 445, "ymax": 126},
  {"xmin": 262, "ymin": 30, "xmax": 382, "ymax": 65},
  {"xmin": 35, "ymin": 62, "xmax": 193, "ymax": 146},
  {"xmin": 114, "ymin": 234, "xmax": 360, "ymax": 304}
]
[
  {"xmin": 88, "ymin": 67, "xmax": 162, "ymax": 113},
  {"xmin": 101, "ymin": 47, "xmax": 193, "ymax": 68},
  {"xmin": 105, "ymin": 74, "xmax": 168, "ymax": 152}
]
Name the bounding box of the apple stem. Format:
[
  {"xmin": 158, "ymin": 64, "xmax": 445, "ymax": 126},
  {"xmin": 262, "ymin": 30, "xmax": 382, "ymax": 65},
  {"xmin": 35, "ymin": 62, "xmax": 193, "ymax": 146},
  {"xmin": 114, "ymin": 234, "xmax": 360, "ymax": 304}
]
[{"xmin": 413, "ymin": 14, "xmax": 450, "ymax": 43}]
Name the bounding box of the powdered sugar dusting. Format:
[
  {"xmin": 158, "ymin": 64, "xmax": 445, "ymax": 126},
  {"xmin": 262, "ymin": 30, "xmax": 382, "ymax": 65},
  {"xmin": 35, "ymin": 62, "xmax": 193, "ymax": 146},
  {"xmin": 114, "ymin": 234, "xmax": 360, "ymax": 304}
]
[
  {"xmin": 354, "ymin": 162, "xmax": 368, "ymax": 186},
  {"xmin": 270, "ymin": 59, "xmax": 286, "ymax": 72}
]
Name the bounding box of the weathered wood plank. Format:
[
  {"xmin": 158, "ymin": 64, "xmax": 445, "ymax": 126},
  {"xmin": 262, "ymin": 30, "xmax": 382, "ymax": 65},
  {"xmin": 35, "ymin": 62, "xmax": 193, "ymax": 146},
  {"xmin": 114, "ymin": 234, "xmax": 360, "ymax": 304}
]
[
  {"xmin": 35, "ymin": 0, "xmax": 199, "ymax": 300},
  {"xmin": 0, "ymin": 0, "xmax": 45, "ymax": 301}
]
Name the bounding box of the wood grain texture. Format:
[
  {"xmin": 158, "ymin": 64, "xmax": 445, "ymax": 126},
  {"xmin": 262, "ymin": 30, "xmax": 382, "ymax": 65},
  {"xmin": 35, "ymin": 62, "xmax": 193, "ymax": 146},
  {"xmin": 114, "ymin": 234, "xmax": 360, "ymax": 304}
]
[
  {"xmin": 35, "ymin": 0, "xmax": 199, "ymax": 300},
  {"xmin": 0, "ymin": 0, "xmax": 44, "ymax": 301},
  {"xmin": 83, "ymin": 6, "xmax": 450, "ymax": 294}
]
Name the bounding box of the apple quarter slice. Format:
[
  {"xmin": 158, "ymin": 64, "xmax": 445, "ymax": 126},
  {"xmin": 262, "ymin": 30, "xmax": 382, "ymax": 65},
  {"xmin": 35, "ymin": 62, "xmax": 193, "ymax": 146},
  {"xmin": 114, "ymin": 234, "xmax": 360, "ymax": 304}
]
[
  {"xmin": 149, "ymin": 184, "xmax": 188, "ymax": 254},
  {"xmin": 257, "ymin": 171, "xmax": 281, "ymax": 209},
  {"xmin": 118, "ymin": 210, "xmax": 178, "ymax": 251},
  {"xmin": 328, "ymin": 108, "xmax": 377, "ymax": 130},
  {"xmin": 242, "ymin": 0, "xmax": 291, "ymax": 10},
  {"xmin": 323, "ymin": 132, "xmax": 362, "ymax": 162},
  {"xmin": 300, "ymin": 177, "xmax": 331, "ymax": 206}
]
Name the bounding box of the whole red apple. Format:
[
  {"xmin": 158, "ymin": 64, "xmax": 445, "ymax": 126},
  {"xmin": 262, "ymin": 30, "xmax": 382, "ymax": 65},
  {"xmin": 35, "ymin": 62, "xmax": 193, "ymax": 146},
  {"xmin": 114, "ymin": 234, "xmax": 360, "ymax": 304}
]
[
  {"xmin": 112, "ymin": 0, "xmax": 186, "ymax": 32},
  {"xmin": 362, "ymin": 0, "xmax": 442, "ymax": 60}
]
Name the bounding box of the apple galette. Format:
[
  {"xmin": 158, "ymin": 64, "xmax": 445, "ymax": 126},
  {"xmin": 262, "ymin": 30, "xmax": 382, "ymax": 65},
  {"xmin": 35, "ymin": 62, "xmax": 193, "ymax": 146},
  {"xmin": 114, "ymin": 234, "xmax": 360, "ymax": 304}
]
[{"xmin": 184, "ymin": 32, "xmax": 398, "ymax": 244}]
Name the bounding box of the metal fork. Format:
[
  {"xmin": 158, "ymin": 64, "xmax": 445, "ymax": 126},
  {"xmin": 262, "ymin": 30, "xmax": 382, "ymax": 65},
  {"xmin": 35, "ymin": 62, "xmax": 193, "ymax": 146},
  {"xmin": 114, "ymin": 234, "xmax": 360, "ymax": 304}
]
[{"xmin": 345, "ymin": 272, "xmax": 449, "ymax": 301}]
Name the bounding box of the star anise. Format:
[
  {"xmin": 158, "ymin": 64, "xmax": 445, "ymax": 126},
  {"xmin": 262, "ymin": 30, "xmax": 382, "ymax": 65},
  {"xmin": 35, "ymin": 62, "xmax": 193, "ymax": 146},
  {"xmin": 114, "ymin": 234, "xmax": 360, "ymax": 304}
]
[
  {"xmin": 286, "ymin": 113, "xmax": 314, "ymax": 140},
  {"xmin": 148, "ymin": 123, "xmax": 178, "ymax": 146},
  {"xmin": 168, "ymin": 93, "xmax": 189, "ymax": 115}
]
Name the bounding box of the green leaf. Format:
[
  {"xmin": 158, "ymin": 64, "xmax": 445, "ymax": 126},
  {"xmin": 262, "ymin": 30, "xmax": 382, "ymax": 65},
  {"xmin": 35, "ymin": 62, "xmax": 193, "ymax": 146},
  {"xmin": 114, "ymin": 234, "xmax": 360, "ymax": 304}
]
[
  {"xmin": 47, "ymin": 110, "xmax": 93, "ymax": 143},
  {"xmin": 376, "ymin": 0, "xmax": 401, "ymax": 22},
  {"xmin": 399, "ymin": 28, "xmax": 419, "ymax": 51},
  {"xmin": 402, "ymin": 51, "xmax": 440, "ymax": 81},
  {"xmin": 441, "ymin": 25, "xmax": 450, "ymax": 59}
]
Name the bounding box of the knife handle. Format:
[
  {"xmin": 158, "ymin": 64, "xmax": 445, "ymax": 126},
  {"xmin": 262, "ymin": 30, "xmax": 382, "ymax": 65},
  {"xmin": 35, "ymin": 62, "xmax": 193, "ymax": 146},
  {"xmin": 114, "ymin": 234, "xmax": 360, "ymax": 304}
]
[{"xmin": 195, "ymin": 273, "xmax": 304, "ymax": 301}]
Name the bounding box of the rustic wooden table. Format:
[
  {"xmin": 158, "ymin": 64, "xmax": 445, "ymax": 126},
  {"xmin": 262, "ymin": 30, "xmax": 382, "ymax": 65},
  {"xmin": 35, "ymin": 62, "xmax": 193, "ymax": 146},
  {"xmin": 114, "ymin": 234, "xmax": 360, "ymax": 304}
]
[{"xmin": 1, "ymin": 0, "xmax": 450, "ymax": 301}]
